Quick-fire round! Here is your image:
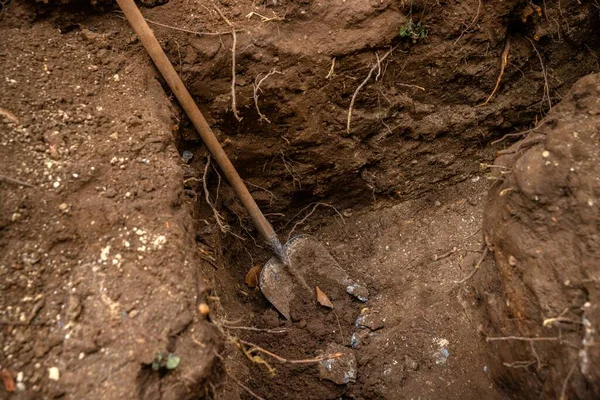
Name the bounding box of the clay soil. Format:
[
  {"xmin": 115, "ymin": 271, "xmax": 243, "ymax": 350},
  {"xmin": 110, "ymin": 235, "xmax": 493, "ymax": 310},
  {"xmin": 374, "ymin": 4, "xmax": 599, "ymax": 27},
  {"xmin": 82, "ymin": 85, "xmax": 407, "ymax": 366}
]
[{"xmin": 1, "ymin": 0, "xmax": 599, "ymax": 399}]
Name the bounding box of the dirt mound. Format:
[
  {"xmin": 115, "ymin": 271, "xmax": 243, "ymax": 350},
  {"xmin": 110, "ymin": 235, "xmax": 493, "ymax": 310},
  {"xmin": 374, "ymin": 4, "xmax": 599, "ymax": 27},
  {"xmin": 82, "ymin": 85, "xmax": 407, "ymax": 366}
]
[{"xmin": 479, "ymin": 73, "xmax": 600, "ymax": 399}]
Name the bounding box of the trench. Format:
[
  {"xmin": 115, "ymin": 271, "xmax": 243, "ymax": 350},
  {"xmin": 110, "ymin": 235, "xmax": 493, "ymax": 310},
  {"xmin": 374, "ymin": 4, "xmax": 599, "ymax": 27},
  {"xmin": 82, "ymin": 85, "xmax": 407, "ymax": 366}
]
[{"xmin": 163, "ymin": 1, "xmax": 600, "ymax": 397}]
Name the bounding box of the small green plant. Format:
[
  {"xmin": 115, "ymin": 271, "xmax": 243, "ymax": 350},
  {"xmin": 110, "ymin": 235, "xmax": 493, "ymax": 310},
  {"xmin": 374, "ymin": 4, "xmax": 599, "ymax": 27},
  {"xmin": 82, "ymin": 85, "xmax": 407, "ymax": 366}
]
[
  {"xmin": 151, "ymin": 352, "xmax": 181, "ymax": 372},
  {"xmin": 399, "ymin": 19, "xmax": 427, "ymax": 42}
]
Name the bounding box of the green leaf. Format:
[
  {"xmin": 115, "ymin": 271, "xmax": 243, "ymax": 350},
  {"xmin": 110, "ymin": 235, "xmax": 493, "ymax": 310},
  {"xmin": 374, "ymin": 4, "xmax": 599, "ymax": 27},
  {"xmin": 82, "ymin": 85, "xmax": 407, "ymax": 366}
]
[{"xmin": 166, "ymin": 354, "xmax": 180, "ymax": 370}]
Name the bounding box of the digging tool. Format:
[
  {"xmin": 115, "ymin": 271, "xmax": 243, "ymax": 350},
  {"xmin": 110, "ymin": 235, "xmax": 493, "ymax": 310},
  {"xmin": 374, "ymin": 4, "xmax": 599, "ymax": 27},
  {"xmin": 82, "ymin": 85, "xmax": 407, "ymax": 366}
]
[{"xmin": 116, "ymin": 0, "xmax": 368, "ymax": 320}]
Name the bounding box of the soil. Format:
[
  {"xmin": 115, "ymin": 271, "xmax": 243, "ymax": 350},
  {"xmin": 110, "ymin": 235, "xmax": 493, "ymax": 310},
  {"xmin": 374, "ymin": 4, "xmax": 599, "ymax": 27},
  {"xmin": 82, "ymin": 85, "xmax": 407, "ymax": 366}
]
[
  {"xmin": 0, "ymin": 0, "xmax": 599, "ymax": 399},
  {"xmin": 476, "ymin": 73, "xmax": 600, "ymax": 400}
]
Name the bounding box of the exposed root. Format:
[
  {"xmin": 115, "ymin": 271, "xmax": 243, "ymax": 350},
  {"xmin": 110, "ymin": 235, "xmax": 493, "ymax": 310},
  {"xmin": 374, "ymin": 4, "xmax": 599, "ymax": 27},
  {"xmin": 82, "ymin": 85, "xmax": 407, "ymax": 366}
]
[
  {"xmin": 112, "ymin": 11, "xmax": 232, "ymax": 36},
  {"xmin": 503, "ymin": 360, "xmax": 537, "ymax": 369},
  {"xmin": 486, "ymin": 336, "xmax": 560, "ymax": 342},
  {"xmin": 0, "ymin": 175, "xmax": 35, "ymax": 188},
  {"xmin": 432, "ymin": 247, "xmax": 458, "ymax": 261},
  {"xmin": 454, "ymin": 246, "xmax": 488, "ymax": 284},
  {"xmin": 481, "ymin": 37, "xmax": 511, "ymax": 106},
  {"xmin": 279, "ymin": 151, "xmax": 302, "ymax": 188},
  {"xmin": 214, "ymin": 4, "xmax": 242, "ymax": 121},
  {"xmin": 347, "ymin": 45, "xmax": 399, "ymax": 134},
  {"xmin": 454, "ymin": 0, "xmax": 482, "ymax": 45},
  {"xmin": 245, "ymin": 11, "xmax": 285, "ymax": 22},
  {"xmin": 560, "ymin": 361, "xmax": 578, "ymax": 400},
  {"xmin": 526, "ymin": 37, "xmax": 552, "ymax": 110},
  {"xmin": 326, "ymin": 57, "xmax": 336, "ymax": 79},
  {"xmin": 203, "ymin": 155, "xmax": 233, "ymax": 235},
  {"xmin": 0, "ymin": 107, "xmax": 19, "ymax": 124},
  {"xmin": 286, "ymin": 202, "xmax": 346, "ymax": 240},
  {"xmin": 221, "ymin": 325, "xmax": 289, "ymax": 334},
  {"xmin": 237, "ymin": 338, "xmax": 342, "ymax": 365},
  {"xmin": 253, "ymin": 68, "xmax": 282, "ymax": 123}
]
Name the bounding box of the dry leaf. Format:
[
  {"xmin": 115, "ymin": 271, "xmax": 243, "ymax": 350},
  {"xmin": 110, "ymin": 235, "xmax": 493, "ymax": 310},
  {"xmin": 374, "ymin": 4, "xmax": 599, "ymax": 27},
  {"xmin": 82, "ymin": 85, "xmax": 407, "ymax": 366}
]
[
  {"xmin": 316, "ymin": 286, "xmax": 334, "ymax": 309},
  {"xmin": 245, "ymin": 265, "xmax": 262, "ymax": 288},
  {"xmin": 1, "ymin": 369, "xmax": 15, "ymax": 393}
]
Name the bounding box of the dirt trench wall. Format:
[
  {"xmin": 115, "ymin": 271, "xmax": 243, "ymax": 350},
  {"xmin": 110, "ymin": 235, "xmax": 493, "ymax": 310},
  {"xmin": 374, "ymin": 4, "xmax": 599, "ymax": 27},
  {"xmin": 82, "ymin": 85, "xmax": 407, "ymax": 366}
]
[
  {"xmin": 479, "ymin": 73, "xmax": 600, "ymax": 399},
  {"xmin": 166, "ymin": 0, "xmax": 600, "ymax": 218}
]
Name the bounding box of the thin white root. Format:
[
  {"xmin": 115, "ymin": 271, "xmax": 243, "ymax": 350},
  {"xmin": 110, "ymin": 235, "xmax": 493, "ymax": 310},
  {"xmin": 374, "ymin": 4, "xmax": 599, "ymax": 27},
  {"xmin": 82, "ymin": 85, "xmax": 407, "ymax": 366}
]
[{"xmin": 347, "ymin": 45, "xmax": 398, "ymax": 134}]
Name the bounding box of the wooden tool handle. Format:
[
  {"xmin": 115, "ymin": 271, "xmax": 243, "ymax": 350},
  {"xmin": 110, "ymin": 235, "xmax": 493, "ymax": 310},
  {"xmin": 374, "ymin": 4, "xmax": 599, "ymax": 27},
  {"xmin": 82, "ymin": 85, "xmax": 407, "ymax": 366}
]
[{"xmin": 116, "ymin": 0, "xmax": 284, "ymax": 259}]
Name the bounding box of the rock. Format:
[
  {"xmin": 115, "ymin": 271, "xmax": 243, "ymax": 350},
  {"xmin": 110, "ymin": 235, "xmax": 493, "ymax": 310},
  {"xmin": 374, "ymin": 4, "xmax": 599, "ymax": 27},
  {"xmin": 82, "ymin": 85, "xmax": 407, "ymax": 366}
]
[
  {"xmin": 346, "ymin": 282, "xmax": 369, "ymax": 302},
  {"xmin": 355, "ymin": 308, "xmax": 384, "ymax": 331},
  {"xmin": 318, "ymin": 343, "xmax": 357, "ymax": 385}
]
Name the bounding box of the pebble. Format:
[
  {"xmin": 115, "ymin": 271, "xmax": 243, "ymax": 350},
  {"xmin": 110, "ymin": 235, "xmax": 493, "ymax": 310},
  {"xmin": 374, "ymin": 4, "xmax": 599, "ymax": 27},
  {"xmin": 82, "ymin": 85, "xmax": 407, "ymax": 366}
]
[
  {"xmin": 48, "ymin": 367, "xmax": 60, "ymax": 381},
  {"xmin": 318, "ymin": 343, "xmax": 357, "ymax": 385}
]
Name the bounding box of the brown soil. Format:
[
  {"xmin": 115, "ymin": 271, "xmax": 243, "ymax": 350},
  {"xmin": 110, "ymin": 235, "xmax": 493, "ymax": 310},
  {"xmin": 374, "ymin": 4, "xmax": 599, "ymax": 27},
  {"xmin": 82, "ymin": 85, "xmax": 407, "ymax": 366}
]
[
  {"xmin": 476, "ymin": 73, "xmax": 600, "ymax": 400},
  {"xmin": 0, "ymin": 0, "xmax": 599, "ymax": 399}
]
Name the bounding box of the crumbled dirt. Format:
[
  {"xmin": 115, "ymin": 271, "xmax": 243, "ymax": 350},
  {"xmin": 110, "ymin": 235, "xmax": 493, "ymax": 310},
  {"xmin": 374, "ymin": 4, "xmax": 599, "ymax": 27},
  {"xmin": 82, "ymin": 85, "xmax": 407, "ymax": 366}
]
[
  {"xmin": 0, "ymin": 5, "xmax": 219, "ymax": 399},
  {"xmin": 474, "ymin": 73, "xmax": 600, "ymax": 399},
  {"xmin": 1, "ymin": 0, "xmax": 599, "ymax": 399}
]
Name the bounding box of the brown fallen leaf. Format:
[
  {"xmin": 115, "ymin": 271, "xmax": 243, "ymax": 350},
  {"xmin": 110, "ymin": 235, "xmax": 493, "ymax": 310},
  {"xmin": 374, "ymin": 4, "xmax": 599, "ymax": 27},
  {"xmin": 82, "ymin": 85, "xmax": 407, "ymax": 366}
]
[
  {"xmin": 1, "ymin": 369, "xmax": 15, "ymax": 393},
  {"xmin": 316, "ymin": 286, "xmax": 334, "ymax": 308},
  {"xmin": 245, "ymin": 265, "xmax": 262, "ymax": 288}
]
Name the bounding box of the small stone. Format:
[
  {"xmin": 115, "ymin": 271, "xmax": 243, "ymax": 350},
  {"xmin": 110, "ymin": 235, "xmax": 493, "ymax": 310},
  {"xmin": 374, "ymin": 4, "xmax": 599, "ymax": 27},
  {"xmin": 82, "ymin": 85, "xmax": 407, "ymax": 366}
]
[
  {"xmin": 181, "ymin": 150, "xmax": 193, "ymax": 163},
  {"xmin": 79, "ymin": 352, "xmax": 85, "ymax": 360},
  {"xmin": 434, "ymin": 200, "xmax": 442, "ymax": 207},
  {"xmin": 542, "ymin": 150, "xmax": 550, "ymax": 158},
  {"xmin": 16, "ymin": 371, "xmax": 24, "ymax": 382},
  {"xmin": 129, "ymin": 309, "xmax": 139, "ymax": 318},
  {"xmin": 59, "ymin": 203, "xmax": 68, "ymax": 212},
  {"xmin": 508, "ymin": 255, "xmax": 517, "ymax": 266},
  {"xmin": 318, "ymin": 343, "xmax": 357, "ymax": 385},
  {"xmin": 198, "ymin": 303, "xmax": 210, "ymax": 317},
  {"xmin": 48, "ymin": 367, "xmax": 60, "ymax": 381},
  {"xmin": 16, "ymin": 382, "xmax": 26, "ymax": 392},
  {"xmin": 355, "ymin": 309, "xmax": 384, "ymax": 331}
]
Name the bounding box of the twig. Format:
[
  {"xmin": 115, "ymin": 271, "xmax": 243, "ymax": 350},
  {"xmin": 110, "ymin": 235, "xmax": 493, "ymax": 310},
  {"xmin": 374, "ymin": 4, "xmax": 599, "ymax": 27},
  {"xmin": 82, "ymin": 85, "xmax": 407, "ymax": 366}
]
[
  {"xmin": 112, "ymin": 11, "xmax": 231, "ymax": 36},
  {"xmin": 0, "ymin": 175, "xmax": 35, "ymax": 188},
  {"xmin": 203, "ymin": 155, "xmax": 229, "ymax": 233},
  {"xmin": 238, "ymin": 339, "xmax": 342, "ymax": 364},
  {"xmin": 526, "ymin": 37, "xmax": 552, "ymax": 110},
  {"xmin": 286, "ymin": 202, "xmax": 345, "ymax": 241},
  {"xmin": 560, "ymin": 361, "xmax": 578, "ymax": 400},
  {"xmin": 454, "ymin": 246, "xmax": 488, "ymax": 284},
  {"xmin": 227, "ymin": 372, "xmax": 265, "ymax": 400},
  {"xmin": 347, "ymin": 45, "xmax": 399, "ymax": 134},
  {"xmin": 486, "ymin": 336, "xmax": 560, "ymax": 342},
  {"xmin": 253, "ymin": 69, "xmax": 282, "ymax": 123},
  {"xmin": 481, "ymin": 37, "xmax": 511, "ymax": 105},
  {"xmin": 214, "ymin": 5, "xmax": 242, "ymax": 121}
]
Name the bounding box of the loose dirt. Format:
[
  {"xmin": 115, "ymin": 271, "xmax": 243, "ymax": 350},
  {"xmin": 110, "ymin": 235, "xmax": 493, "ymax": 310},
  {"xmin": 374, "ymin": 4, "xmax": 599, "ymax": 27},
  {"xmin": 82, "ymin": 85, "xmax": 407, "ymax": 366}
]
[{"xmin": 1, "ymin": 0, "xmax": 599, "ymax": 399}]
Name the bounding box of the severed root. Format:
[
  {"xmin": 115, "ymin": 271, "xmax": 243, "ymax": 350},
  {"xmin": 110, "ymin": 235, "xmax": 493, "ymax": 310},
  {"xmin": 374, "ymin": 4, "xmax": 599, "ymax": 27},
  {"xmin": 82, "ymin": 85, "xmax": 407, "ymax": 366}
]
[{"xmin": 481, "ymin": 37, "xmax": 511, "ymax": 106}]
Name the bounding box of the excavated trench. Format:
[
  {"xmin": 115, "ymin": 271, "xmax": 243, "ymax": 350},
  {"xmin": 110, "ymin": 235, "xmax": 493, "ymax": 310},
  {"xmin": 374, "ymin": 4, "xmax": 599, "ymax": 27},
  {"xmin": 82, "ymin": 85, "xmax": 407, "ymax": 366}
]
[
  {"xmin": 2, "ymin": 0, "xmax": 599, "ymax": 399},
  {"xmin": 165, "ymin": 1, "xmax": 600, "ymax": 398}
]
